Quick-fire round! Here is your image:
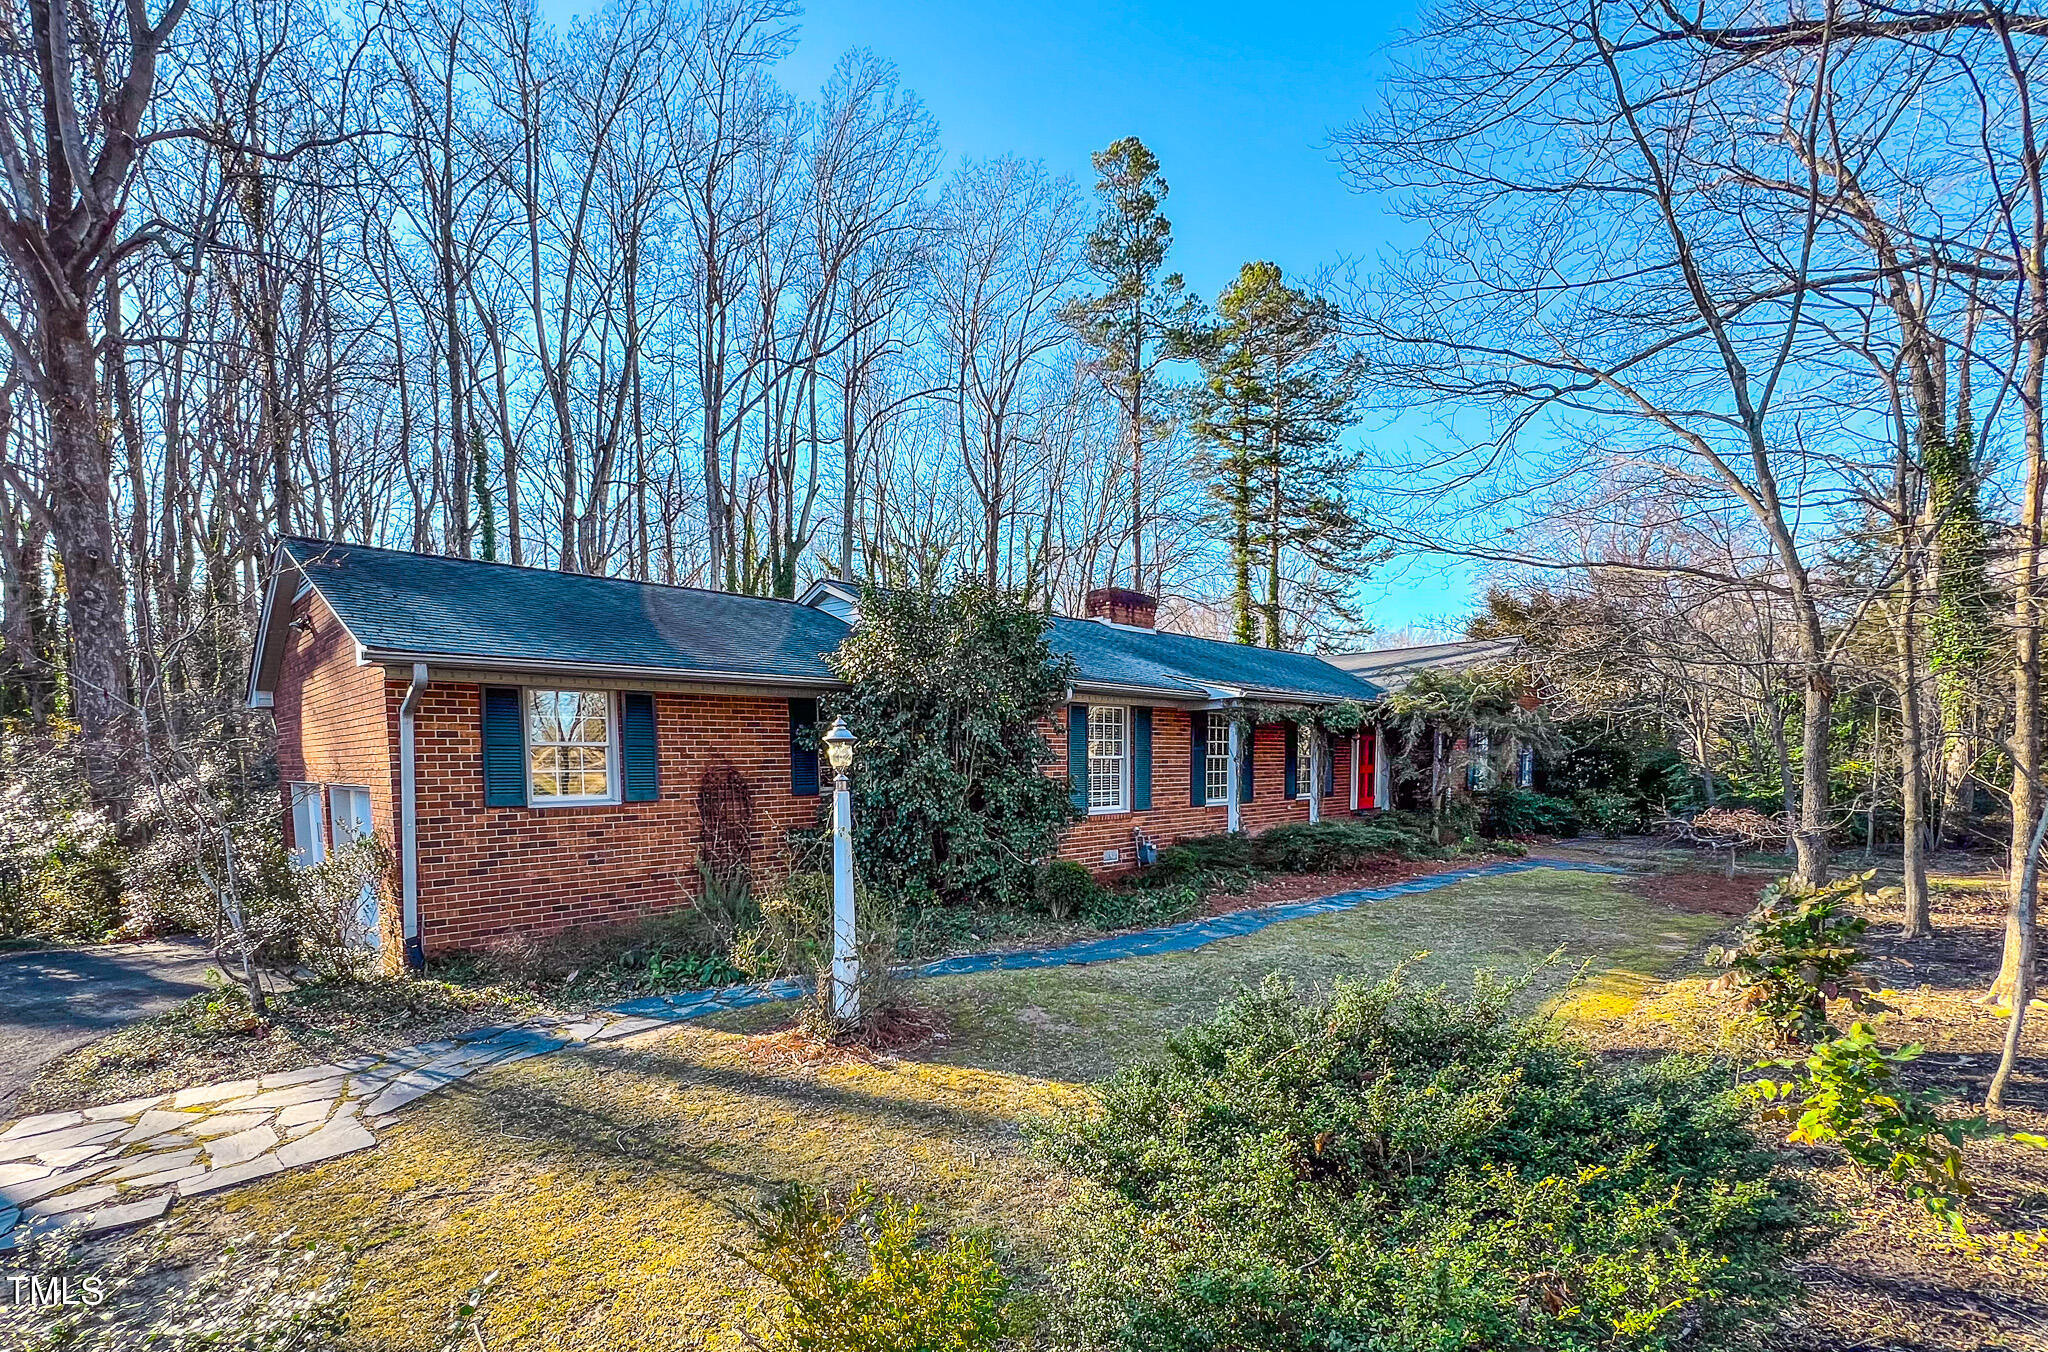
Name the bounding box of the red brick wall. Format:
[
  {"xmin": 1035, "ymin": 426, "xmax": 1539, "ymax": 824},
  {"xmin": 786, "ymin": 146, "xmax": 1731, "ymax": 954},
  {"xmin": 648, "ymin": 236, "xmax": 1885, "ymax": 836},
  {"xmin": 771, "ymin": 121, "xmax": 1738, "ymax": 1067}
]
[
  {"xmin": 272, "ymin": 591, "xmax": 398, "ymax": 866},
  {"xmin": 273, "ymin": 634, "xmax": 1385, "ymax": 955},
  {"xmin": 1049, "ymin": 706, "xmax": 1361, "ymax": 871},
  {"xmin": 409, "ymin": 685, "xmax": 822, "ymax": 953}
]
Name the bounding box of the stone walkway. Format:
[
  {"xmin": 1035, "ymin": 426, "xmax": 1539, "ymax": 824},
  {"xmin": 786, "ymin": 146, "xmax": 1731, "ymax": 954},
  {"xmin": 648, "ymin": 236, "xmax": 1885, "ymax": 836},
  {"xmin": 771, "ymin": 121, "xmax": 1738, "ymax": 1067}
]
[{"xmin": 0, "ymin": 858, "xmax": 1622, "ymax": 1251}]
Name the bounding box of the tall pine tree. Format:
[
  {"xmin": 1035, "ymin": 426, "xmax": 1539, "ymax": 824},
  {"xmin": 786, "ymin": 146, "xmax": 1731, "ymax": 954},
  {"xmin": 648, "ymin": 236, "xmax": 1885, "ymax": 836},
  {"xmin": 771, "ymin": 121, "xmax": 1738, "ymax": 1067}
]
[
  {"xmin": 1188, "ymin": 262, "xmax": 1373, "ymax": 648},
  {"xmin": 1063, "ymin": 138, "xmax": 1200, "ymax": 592}
]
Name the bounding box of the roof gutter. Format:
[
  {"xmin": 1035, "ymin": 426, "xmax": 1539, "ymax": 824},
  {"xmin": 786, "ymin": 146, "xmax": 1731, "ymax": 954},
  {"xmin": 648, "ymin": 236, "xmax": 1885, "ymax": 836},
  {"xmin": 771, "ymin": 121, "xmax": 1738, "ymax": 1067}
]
[
  {"xmin": 357, "ymin": 647, "xmax": 845, "ymax": 690},
  {"xmin": 1233, "ymin": 684, "xmax": 1383, "ymax": 705},
  {"xmin": 1068, "ymin": 678, "xmax": 1208, "ymax": 703},
  {"xmin": 398, "ymin": 662, "xmax": 427, "ymax": 972}
]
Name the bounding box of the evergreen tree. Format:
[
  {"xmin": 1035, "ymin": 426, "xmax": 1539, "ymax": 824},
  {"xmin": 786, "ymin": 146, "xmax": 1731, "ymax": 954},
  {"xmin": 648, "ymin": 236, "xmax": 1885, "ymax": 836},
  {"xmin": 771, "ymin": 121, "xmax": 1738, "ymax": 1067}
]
[
  {"xmin": 1187, "ymin": 262, "xmax": 1373, "ymax": 648},
  {"xmin": 1062, "ymin": 137, "xmax": 1201, "ymax": 592},
  {"xmin": 827, "ymin": 584, "xmax": 1078, "ymax": 908}
]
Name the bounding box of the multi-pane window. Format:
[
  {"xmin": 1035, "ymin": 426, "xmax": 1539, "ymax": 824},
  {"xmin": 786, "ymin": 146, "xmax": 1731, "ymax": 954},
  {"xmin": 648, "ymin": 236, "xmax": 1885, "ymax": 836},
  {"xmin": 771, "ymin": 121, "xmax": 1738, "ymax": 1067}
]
[
  {"xmin": 1206, "ymin": 717, "xmax": 1232, "ymax": 805},
  {"xmin": 288, "ymin": 783, "xmax": 326, "ymax": 866},
  {"xmin": 1087, "ymin": 705, "xmax": 1127, "ymax": 812},
  {"xmin": 528, "ymin": 690, "xmax": 614, "ymax": 802}
]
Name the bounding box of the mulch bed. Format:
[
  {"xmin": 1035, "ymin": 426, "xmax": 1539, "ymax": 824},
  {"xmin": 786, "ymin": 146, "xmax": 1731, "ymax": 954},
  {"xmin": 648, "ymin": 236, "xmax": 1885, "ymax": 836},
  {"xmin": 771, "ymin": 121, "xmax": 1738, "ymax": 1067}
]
[
  {"xmin": 1627, "ymin": 870, "xmax": 1764, "ymax": 917},
  {"xmin": 1580, "ymin": 862, "xmax": 2048, "ymax": 1352},
  {"xmin": 743, "ymin": 1000, "xmax": 950, "ymax": 1071}
]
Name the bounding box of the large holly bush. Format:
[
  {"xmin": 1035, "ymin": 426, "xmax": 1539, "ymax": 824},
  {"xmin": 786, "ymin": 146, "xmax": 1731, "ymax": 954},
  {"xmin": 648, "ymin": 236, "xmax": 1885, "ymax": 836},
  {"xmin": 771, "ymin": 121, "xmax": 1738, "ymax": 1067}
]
[{"xmin": 827, "ymin": 585, "xmax": 1078, "ymax": 909}]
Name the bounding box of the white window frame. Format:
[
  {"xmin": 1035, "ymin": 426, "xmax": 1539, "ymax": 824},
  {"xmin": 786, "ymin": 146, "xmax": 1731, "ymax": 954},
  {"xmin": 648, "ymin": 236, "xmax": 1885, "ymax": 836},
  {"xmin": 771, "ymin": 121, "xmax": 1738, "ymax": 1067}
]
[
  {"xmin": 525, "ymin": 688, "xmax": 620, "ymax": 807},
  {"xmin": 328, "ymin": 785, "xmax": 375, "ymax": 846},
  {"xmin": 1087, "ymin": 704, "xmax": 1129, "ymax": 814},
  {"xmin": 1292, "ymin": 727, "xmax": 1322, "ymax": 801},
  {"xmin": 325, "ymin": 786, "xmax": 381, "ymax": 952},
  {"xmin": 288, "ymin": 782, "xmax": 326, "ymax": 867},
  {"xmin": 1205, "ymin": 716, "xmax": 1232, "ymax": 806}
]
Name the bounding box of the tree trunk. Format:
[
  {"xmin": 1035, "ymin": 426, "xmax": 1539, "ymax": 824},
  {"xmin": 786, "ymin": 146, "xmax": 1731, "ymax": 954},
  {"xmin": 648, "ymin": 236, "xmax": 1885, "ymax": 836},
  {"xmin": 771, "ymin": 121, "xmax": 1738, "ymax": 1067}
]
[
  {"xmin": 41, "ymin": 308, "xmax": 132, "ymax": 803},
  {"xmin": 1995, "ymin": 345, "xmax": 2045, "ymax": 1003},
  {"xmin": 1264, "ymin": 452, "xmax": 1283, "ymax": 649},
  {"xmin": 1989, "ymin": 801, "xmax": 2046, "ymax": 1114},
  {"xmin": 1894, "ymin": 598, "xmax": 1932, "ymax": 936}
]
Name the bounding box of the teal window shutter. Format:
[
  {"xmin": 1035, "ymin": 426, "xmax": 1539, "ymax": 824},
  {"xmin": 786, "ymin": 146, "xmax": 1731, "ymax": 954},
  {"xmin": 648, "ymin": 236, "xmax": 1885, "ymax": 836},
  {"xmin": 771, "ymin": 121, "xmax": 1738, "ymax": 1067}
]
[
  {"xmin": 1240, "ymin": 723, "xmax": 1255, "ymax": 803},
  {"xmin": 622, "ymin": 692, "xmax": 658, "ymax": 802},
  {"xmin": 1189, "ymin": 710, "xmax": 1208, "ymax": 806},
  {"xmin": 1284, "ymin": 724, "xmax": 1299, "ymax": 799},
  {"xmin": 481, "ymin": 687, "xmax": 525, "ymax": 807},
  {"xmin": 789, "ymin": 698, "xmax": 820, "ymax": 796},
  {"xmin": 1132, "ymin": 707, "xmax": 1153, "ymax": 811},
  {"xmin": 1068, "ymin": 704, "xmax": 1089, "ymax": 811},
  {"xmin": 1323, "ymin": 741, "xmax": 1338, "ymax": 798}
]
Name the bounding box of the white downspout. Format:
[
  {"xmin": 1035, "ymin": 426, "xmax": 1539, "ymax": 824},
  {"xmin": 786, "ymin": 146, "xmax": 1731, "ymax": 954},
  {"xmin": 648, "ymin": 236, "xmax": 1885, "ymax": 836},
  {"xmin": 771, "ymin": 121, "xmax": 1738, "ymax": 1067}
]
[
  {"xmin": 399, "ymin": 662, "xmax": 427, "ymax": 971},
  {"xmin": 1226, "ymin": 717, "xmax": 1243, "ymax": 834}
]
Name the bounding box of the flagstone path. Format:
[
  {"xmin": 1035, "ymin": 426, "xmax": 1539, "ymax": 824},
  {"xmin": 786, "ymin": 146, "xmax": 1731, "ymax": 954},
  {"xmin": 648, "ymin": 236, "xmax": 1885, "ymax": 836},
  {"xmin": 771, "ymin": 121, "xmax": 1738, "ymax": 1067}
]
[{"xmin": 0, "ymin": 858, "xmax": 1629, "ymax": 1251}]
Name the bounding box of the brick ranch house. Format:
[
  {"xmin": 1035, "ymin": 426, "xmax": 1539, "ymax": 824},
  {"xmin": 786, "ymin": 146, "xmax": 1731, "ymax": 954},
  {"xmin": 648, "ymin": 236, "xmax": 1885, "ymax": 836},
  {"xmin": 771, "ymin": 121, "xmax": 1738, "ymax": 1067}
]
[{"xmin": 247, "ymin": 540, "xmax": 1392, "ymax": 967}]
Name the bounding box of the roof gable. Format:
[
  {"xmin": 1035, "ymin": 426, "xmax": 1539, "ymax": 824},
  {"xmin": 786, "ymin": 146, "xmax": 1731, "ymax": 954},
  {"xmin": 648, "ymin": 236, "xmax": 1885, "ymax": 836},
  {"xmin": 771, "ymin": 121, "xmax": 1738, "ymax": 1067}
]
[{"xmin": 1324, "ymin": 639, "xmax": 1518, "ymax": 693}]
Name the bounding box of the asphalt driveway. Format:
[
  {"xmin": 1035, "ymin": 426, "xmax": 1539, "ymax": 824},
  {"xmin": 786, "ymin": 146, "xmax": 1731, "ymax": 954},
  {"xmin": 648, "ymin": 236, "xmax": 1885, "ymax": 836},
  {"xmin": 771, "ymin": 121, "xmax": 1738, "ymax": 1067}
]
[{"xmin": 0, "ymin": 938, "xmax": 219, "ymax": 1116}]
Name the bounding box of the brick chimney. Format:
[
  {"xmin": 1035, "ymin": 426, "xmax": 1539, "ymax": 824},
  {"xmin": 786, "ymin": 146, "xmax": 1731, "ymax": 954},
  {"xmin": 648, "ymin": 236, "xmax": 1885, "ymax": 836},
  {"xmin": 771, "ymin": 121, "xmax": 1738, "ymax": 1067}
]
[{"xmin": 1085, "ymin": 586, "xmax": 1159, "ymax": 630}]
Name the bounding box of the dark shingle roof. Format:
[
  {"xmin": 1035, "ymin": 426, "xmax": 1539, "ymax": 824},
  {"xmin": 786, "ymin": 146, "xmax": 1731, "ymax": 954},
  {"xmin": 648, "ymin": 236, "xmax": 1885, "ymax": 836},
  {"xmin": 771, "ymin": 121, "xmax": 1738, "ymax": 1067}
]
[
  {"xmin": 1324, "ymin": 639, "xmax": 1518, "ymax": 693},
  {"xmin": 262, "ymin": 539, "xmax": 1383, "ymax": 702},
  {"xmin": 278, "ymin": 538, "xmax": 848, "ymax": 685},
  {"xmin": 1050, "ymin": 617, "xmax": 1383, "ymax": 703}
]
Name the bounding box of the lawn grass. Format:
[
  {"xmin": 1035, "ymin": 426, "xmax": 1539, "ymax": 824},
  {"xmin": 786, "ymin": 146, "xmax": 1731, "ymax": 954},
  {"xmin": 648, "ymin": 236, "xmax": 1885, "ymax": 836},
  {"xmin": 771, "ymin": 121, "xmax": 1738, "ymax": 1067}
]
[{"xmin": 122, "ymin": 866, "xmax": 1734, "ymax": 1351}]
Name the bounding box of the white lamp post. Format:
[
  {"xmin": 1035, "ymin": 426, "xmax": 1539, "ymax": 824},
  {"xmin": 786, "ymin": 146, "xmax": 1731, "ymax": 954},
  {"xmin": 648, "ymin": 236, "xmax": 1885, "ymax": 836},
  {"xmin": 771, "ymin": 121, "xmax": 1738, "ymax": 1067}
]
[{"xmin": 822, "ymin": 716, "xmax": 859, "ymax": 1024}]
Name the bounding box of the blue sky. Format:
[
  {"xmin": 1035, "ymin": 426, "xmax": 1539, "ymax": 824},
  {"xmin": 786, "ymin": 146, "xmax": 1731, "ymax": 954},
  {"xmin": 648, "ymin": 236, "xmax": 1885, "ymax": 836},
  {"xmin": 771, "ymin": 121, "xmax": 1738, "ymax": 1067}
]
[{"xmin": 548, "ymin": 0, "xmax": 1480, "ymax": 635}]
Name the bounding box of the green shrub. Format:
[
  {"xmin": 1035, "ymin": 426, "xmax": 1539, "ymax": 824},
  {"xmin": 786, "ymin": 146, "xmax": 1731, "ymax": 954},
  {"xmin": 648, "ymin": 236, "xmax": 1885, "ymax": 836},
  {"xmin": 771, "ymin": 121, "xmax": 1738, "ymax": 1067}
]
[
  {"xmin": 1037, "ymin": 860, "xmax": 1103, "ymax": 921},
  {"xmin": 1037, "ymin": 970, "xmax": 1799, "ymax": 1352},
  {"xmin": 828, "ymin": 584, "xmax": 1078, "ymax": 909},
  {"xmin": 730, "ymin": 1181, "xmax": 1009, "ymax": 1352},
  {"xmin": 30, "ymin": 842, "xmax": 126, "ymax": 940},
  {"xmin": 0, "ymin": 834, "xmax": 126, "ymax": 943},
  {"xmin": 1485, "ymin": 787, "xmax": 1581, "ymax": 838},
  {"xmin": 1707, "ymin": 872, "xmax": 1886, "ymax": 1044},
  {"xmin": 1136, "ymin": 820, "xmax": 1437, "ymax": 901},
  {"xmin": 1755, "ymin": 1023, "xmax": 1979, "ymax": 1233},
  {"xmin": 249, "ymin": 836, "xmax": 391, "ymax": 981},
  {"xmin": 1249, "ymin": 818, "xmax": 1434, "ymax": 872},
  {"xmin": 1156, "ymin": 831, "xmax": 1254, "ymax": 874},
  {"xmin": 1081, "ymin": 883, "xmax": 1203, "ymax": 932},
  {"xmin": 1573, "ymin": 790, "xmax": 1638, "ymax": 838}
]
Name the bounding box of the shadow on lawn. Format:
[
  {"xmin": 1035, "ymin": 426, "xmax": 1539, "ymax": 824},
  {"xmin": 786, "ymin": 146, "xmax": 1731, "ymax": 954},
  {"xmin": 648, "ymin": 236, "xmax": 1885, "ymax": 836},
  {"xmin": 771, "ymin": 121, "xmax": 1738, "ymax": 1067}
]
[{"xmin": 404, "ymin": 1033, "xmax": 1040, "ymax": 1178}]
